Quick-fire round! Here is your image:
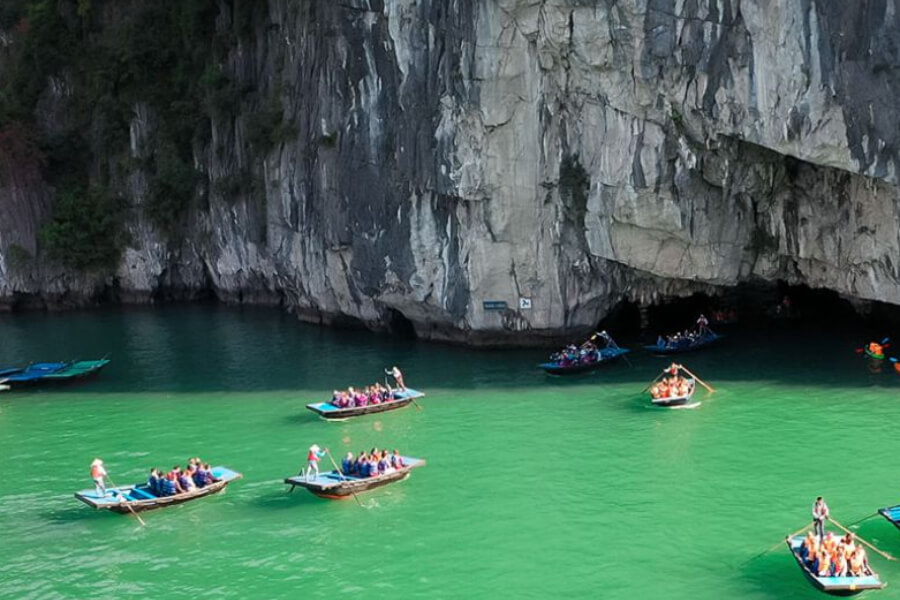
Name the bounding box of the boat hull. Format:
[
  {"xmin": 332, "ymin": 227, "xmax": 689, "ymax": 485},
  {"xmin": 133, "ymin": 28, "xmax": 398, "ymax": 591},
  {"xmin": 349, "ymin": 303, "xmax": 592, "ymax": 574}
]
[
  {"xmin": 650, "ymin": 379, "xmax": 696, "ymax": 408},
  {"xmin": 306, "ymin": 389, "xmax": 424, "ymax": 420},
  {"xmin": 2, "ymin": 359, "xmax": 110, "ymax": 389},
  {"xmin": 74, "ymin": 466, "xmax": 242, "ymax": 514},
  {"xmin": 284, "ymin": 457, "xmax": 425, "ymax": 499},
  {"xmin": 643, "ymin": 334, "xmax": 723, "ymax": 355},
  {"xmin": 786, "ymin": 536, "xmax": 884, "ymax": 595}
]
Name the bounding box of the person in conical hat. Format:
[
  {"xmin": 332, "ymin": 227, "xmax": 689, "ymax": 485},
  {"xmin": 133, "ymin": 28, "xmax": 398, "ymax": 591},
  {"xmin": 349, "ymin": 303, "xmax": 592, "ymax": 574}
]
[
  {"xmin": 304, "ymin": 444, "xmax": 328, "ymax": 481},
  {"xmin": 90, "ymin": 458, "xmax": 108, "ymax": 498}
]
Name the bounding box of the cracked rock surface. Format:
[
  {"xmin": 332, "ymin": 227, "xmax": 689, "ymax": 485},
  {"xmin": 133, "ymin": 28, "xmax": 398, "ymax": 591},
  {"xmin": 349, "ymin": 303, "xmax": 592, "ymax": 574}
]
[{"xmin": 3, "ymin": 0, "xmax": 900, "ymax": 344}]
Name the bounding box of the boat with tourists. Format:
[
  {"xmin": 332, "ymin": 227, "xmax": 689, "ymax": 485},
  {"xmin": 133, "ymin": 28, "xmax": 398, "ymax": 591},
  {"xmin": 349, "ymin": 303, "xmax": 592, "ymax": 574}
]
[
  {"xmin": 643, "ymin": 329, "xmax": 723, "ymax": 354},
  {"xmin": 786, "ymin": 534, "xmax": 885, "ymax": 595},
  {"xmin": 306, "ymin": 387, "xmax": 425, "ymax": 419},
  {"xmin": 284, "ymin": 456, "xmax": 425, "ymax": 499},
  {"xmin": 74, "ymin": 466, "xmax": 242, "ymax": 514},
  {"xmin": 539, "ymin": 331, "xmax": 630, "ymax": 375},
  {"xmin": 0, "ymin": 358, "xmax": 110, "ymax": 389},
  {"xmin": 645, "ymin": 363, "xmax": 714, "ymax": 409}
]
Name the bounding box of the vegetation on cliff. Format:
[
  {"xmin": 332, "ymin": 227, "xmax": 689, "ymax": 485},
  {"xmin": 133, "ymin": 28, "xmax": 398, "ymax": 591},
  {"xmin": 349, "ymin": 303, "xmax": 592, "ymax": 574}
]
[{"xmin": 0, "ymin": 0, "xmax": 274, "ymax": 269}]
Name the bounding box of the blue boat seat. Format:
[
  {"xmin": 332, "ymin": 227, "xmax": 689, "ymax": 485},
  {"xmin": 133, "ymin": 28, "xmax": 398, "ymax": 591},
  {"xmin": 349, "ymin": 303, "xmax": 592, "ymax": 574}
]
[{"xmin": 129, "ymin": 486, "xmax": 156, "ymax": 500}]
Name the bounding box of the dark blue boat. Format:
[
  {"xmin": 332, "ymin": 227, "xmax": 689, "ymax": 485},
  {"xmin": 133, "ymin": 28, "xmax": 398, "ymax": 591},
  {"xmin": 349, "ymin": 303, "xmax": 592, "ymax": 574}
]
[
  {"xmin": 643, "ymin": 331, "xmax": 723, "ymax": 354},
  {"xmin": 539, "ymin": 331, "xmax": 630, "ymax": 375}
]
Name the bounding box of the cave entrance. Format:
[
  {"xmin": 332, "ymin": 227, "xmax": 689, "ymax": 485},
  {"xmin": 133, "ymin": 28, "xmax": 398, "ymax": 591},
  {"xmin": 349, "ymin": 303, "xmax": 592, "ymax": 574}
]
[
  {"xmin": 385, "ymin": 308, "xmax": 417, "ymax": 339},
  {"xmin": 597, "ymin": 298, "xmax": 642, "ymax": 336},
  {"xmin": 641, "ymin": 281, "xmax": 886, "ymax": 336}
]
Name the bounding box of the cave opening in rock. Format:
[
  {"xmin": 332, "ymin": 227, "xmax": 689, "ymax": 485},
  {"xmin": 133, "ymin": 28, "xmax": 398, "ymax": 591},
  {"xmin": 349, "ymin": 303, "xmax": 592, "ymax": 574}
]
[
  {"xmin": 597, "ymin": 298, "xmax": 642, "ymax": 335},
  {"xmin": 639, "ymin": 281, "xmax": 893, "ymax": 336},
  {"xmin": 385, "ymin": 308, "xmax": 417, "ymax": 339}
]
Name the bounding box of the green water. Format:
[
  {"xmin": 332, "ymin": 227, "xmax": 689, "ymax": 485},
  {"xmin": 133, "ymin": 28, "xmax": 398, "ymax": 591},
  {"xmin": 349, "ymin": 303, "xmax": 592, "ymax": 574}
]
[{"xmin": 2, "ymin": 306, "xmax": 900, "ymax": 599}]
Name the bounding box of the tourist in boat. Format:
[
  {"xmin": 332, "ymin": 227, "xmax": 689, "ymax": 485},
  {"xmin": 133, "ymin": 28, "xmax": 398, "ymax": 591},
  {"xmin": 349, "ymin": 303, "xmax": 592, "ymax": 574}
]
[
  {"xmin": 90, "ymin": 458, "xmax": 108, "ymax": 498},
  {"xmin": 849, "ymin": 547, "xmax": 866, "ymax": 577},
  {"xmin": 148, "ymin": 468, "xmax": 161, "ymax": 495},
  {"xmin": 815, "ymin": 548, "xmax": 832, "ymax": 577},
  {"xmin": 304, "ymin": 445, "xmax": 328, "ymax": 480},
  {"xmin": 800, "ymin": 530, "xmax": 819, "ymax": 560},
  {"xmin": 179, "ymin": 467, "xmax": 196, "ymax": 493},
  {"xmin": 341, "ymin": 452, "xmax": 355, "ymax": 476},
  {"xmin": 812, "ymin": 497, "xmax": 830, "ymax": 539},
  {"xmin": 160, "ymin": 473, "xmax": 178, "ymax": 496},
  {"xmin": 391, "ymin": 449, "xmax": 405, "ymax": 468},
  {"xmin": 169, "ymin": 466, "xmax": 186, "ymax": 494}
]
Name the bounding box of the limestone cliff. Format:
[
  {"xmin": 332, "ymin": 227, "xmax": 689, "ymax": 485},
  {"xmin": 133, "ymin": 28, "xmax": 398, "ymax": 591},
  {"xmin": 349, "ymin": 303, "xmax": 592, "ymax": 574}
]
[{"xmin": 2, "ymin": 0, "xmax": 900, "ymax": 343}]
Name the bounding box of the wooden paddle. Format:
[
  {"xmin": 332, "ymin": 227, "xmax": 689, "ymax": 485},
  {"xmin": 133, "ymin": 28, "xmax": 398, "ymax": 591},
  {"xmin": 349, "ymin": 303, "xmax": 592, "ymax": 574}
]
[
  {"xmin": 107, "ymin": 477, "xmax": 146, "ymax": 526},
  {"xmin": 677, "ymin": 364, "xmax": 715, "ymax": 393},
  {"xmin": 743, "ymin": 523, "xmax": 813, "ymax": 565},
  {"xmin": 326, "ymin": 451, "xmax": 364, "ymax": 508},
  {"xmin": 641, "ymin": 371, "xmax": 665, "ymax": 393},
  {"xmin": 829, "ymin": 517, "xmax": 896, "ymax": 561}
]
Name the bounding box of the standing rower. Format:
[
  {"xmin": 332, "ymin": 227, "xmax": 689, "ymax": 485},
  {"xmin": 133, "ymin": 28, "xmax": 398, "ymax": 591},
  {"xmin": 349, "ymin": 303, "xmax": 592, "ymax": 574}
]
[
  {"xmin": 304, "ymin": 445, "xmax": 328, "ymax": 481},
  {"xmin": 386, "ymin": 365, "xmax": 406, "ymax": 391},
  {"xmin": 812, "ymin": 496, "xmax": 830, "ymax": 540},
  {"xmin": 90, "ymin": 458, "xmax": 108, "ymax": 498}
]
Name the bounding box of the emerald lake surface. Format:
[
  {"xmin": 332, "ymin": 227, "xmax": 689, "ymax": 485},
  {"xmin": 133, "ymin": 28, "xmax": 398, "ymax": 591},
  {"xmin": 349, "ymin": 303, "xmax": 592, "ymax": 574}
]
[{"xmin": 2, "ymin": 306, "xmax": 900, "ymax": 599}]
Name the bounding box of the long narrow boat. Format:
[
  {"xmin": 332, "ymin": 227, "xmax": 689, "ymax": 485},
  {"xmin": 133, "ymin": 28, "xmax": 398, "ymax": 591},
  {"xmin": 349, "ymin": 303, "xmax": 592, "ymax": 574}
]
[
  {"xmin": 877, "ymin": 504, "xmax": 900, "ymax": 532},
  {"xmin": 74, "ymin": 466, "xmax": 242, "ymax": 514},
  {"xmin": 0, "ymin": 358, "xmax": 110, "ymax": 389},
  {"xmin": 785, "ymin": 535, "xmax": 884, "ymax": 595},
  {"xmin": 539, "ymin": 331, "xmax": 630, "ymax": 375},
  {"xmin": 643, "ymin": 331, "xmax": 723, "ymax": 354},
  {"xmin": 539, "ymin": 346, "xmax": 631, "ymax": 375},
  {"xmin": 284, "ymin": 457, "xmax": 425, "ymax": 499},
  {"xmin": 306, "ymin": 388, "xmax": 425, "ymax": 419}
]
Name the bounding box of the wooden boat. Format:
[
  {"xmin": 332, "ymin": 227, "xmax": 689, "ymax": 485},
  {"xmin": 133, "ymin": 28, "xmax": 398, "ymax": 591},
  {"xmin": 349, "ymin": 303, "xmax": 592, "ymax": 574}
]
[
  {"xmin": 651, "ymin": 377, "xmax": 696, "ymax": 408},
  {"xmin": 540, "ymin": 332, "xmax": 630, "ymax": 375},
  {"xmin": 0, "ymin": 358, "xmax": 110, "ymax": 389},
  {"xmin": 306, "ymin": 388, "xmax": 425, "ymax": 419},
  {"xmin": 539, "ymin": 346, "xmax": 630, "ymax": 375},
  {"xmin": 643, "ymin": 331, "xmax": 723, "ymax": 354},
  {"xmin": 786, "ymin": 535, "xmax": 884, "ymax": 595},
  {"xmin": 284, "ymin": 457, "xmax": 425, "ymax": 499},
  {"xmin": 877, "ymin": 503, "xmax": 900, "ymax": 532},
  {"xmin": 74, "ymin": 466, "xmax": 242, "ymax": 514}
]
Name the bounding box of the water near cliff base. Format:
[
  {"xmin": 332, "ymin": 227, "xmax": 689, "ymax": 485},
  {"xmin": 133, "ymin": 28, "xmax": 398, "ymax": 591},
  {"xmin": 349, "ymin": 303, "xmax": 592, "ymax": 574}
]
[{"xmin": 2, "ymin": 306, "xmax": 900, "ymax": 599}]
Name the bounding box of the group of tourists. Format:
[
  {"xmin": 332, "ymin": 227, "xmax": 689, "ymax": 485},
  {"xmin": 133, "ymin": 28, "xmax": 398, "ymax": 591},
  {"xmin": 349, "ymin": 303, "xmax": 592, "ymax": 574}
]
[
  {"xmin": 649, "ymin": 364, "xmax": 693, "ymax": 400},
  {"xmin": 799, "ymin": 530, "xmax": 872, "ymax": 578},
  {"xmin": 549, "ymin": 331, "xmax": 614, "ymax": 366},
  {"xmin": 803, "ymin": 497, "xmax": 873, "ymax": 578},
  {"xmin": 341, "ymin": 448, "xmax": 406, "ymax": 478},
  {"xmin": 301, "ymin": 444, "xmax": 406, "ymax": 480},
  {"xmin": 328, "ymin": 366, "xmax": 407, "ymax": 408},
  {"xmin": 148, "ymin": 460, "xmax": 220, "ymax": 497},
  {"xmin": 710, "ymin": 308, "xmax": 737, "ymax": 324},
  {"xmin": 655, "ymin": 316, "xmax": 713, "ymax": 349},
  {"xmin": 89, "ymin": 457, "xmax": 220, "ymax": 499}
]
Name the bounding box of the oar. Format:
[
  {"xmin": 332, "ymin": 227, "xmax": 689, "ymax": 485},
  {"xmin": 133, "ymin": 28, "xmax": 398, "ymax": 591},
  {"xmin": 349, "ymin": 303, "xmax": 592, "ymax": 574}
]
[
  {"xmin": 677, "ymin": 364, "xmax": 715, "ymax": 393},
  {"xmin": 845, "ymin": 513, "xmax": 878, "ymax": 529},
  {"xmin": 829, "ymin": 517, "xmax": 896, "ymax": 561},
  {"xmin": 385, "ymin": 376, "xmax": 421, "ymax": 410},
  {"xmin": 107, "ymin": 478, "xmax": 146, "ymax": 526},
  {"xmin": 326, "ymin": 452, "xmax": 364, "ymax": 508},
  {"xmin": 743, "ymin": 523, "xmax": 813, "ymax": 565},
  {"xmin": 641, "ymin": 371, "xmax": 665, "ymax": 393}
]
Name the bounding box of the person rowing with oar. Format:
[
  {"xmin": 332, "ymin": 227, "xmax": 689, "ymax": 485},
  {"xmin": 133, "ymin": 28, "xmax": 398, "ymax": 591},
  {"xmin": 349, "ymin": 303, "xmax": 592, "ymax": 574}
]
[
  {"xmin": 304, "ymin": 444, "xmax": 329, "ymax": 481},
  {"xmin": 813, "ymin": 496, "xmax": 830, "ymax": 540},
  {"xmin": 385, "ymin": 365, "xmax": 406, "ymax": 391},
  {"xmin": 90, "ymin": 458, "xmax": 108, "ymax": 498}
]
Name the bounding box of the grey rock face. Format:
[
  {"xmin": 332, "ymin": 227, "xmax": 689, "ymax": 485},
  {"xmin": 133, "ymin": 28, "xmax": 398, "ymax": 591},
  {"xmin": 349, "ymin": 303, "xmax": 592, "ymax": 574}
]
[{"xmin": 3, "ymin": 0, "xmax": 900, "ymax": 343}]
